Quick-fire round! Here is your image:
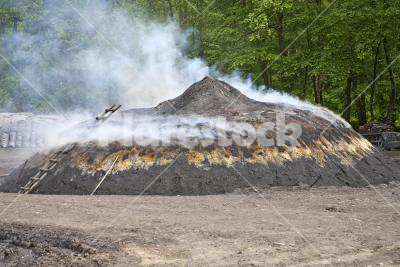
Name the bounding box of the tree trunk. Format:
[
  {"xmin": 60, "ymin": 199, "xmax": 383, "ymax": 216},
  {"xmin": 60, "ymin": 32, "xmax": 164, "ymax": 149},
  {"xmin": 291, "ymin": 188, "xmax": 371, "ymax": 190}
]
[
  {"xmin": 276, "ymin": 12, "xmax": 286, "ymax": 55},
  {"xmin": 166, "ymin": 0, "xmax": 174, "ymax": 18},
  {"xmin": 356, "ymin": 74, "xmax": 367, "ymax": 125},
  {"xmin": 304, "ymin": 29, "xmax": 312, "ymax": 99},
  {"xmin": 303, "ymin": 65, "xmax": 309, "ymax": 99},
  {"xmin": 12, "ymin": 15, "xmax": 18, "ymax": 48},
  {"xmin": 313, "ymin": 75, "xmax": 322, "ymax": 104},
  {"xmin": 198, "ymin": 16, "xmax": 204, "ymax": 57},
  {"xmin": 357, "ymin": 95, "xmax": 367, "ymax": 125},
  {"xmin": 261, "ymin": 62, "xmax": 272, "ymax": 88},
  {"xmin": 13, "ymin": 17, "xmax": 18, "ymax": 33},
  {"xmin": 377, "ymin": 89, "xmax": 386, "ymax": 121},
  {"xmin": 370, "ymin": 42, "xmax": 380, "ymax": 121},
  {"xmin": 0, "ymin": 21, "xmax": 5, "ymax": 35},
  {"xmin": 343, "ymin": 75, "xmax": 352, "ymax": 122},
  {"xmin": 383, "ymin": 38, "xmax": 398, "ymax": 125}
]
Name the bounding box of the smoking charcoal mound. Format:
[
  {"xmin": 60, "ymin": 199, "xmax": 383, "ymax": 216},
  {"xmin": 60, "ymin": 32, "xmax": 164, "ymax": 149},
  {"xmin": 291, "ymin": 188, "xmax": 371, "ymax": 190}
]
[{"xmin": 2, "ymin": 77, "xmax": 399, "ymax": 195}]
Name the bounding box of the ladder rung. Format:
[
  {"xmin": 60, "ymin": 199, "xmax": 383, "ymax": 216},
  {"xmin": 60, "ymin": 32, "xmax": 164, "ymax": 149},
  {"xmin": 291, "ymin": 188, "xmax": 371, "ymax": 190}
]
[
  {"xmin": 37, "ymin": 172, "xmax": 47, "ymax": 178},
  {"xmin": 39, "ymin": 168, "xmax": 50, "ymax": 172},
  {"xmin": 105, "ymin": 105, "xmax": 120, "ymax": 113},
  {"xmin": 112, "ymin": 105, "xmax": 121, "ymax": 112},
  {"xmin": 107, "ymin": 104, "xmax": 116, "ymax": 110},
  {"xmin": 31, "ymin": 173, "xmax": 42, "ymax": 180}
]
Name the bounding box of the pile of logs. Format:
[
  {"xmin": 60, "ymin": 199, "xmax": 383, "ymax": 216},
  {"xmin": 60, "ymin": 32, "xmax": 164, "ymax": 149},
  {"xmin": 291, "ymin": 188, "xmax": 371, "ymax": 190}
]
[{"xmin": 0, "ymin": 113, "xmax": 62, "ymax": 148}]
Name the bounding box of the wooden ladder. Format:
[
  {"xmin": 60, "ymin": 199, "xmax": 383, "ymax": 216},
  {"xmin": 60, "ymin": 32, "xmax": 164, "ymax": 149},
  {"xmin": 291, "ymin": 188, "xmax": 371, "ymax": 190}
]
[
  {"xmin": 19, "ymin": 150, "xmax": 67, "ymax": 194},
  {"xmin": 19, "ymin": 104, "xmax": 121, "ymax": 194},
  {"xmin": 96, "ymin": 104, "xmax": 122, "ymax": 124}
]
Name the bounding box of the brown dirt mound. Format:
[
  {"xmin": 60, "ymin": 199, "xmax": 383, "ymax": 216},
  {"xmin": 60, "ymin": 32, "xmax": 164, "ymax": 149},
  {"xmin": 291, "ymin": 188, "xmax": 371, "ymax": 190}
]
[
  {"xmin": 0, "ymin": 222, "xmax": 118, "ymax": 266},
  {"xmin": 1, "ymin": 77, "xmax": 399, "ymax": 195}
]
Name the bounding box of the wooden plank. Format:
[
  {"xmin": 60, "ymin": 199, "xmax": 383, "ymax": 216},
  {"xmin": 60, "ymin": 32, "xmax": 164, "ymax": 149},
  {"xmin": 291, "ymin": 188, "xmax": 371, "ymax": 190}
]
[
  {"xmin": 90, "ymin": 157, "xmax": 119, "ymax": 196},
  {"xmin": 15, "ymin": 160, "xmax": 28, "ymax": 185}
]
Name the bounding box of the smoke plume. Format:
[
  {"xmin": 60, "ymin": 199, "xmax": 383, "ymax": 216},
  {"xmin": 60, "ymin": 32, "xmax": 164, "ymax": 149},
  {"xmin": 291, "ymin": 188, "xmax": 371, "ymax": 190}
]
[{"xmin": 2, "ymin": 1, "xmax": 348, "ymax": 129}]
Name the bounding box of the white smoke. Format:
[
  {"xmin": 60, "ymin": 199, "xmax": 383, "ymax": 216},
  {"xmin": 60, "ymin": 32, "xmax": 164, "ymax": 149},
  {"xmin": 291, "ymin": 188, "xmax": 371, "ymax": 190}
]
[{"xmin": 4, "ymin": 1, "xmax": 349, "ymax": 130}]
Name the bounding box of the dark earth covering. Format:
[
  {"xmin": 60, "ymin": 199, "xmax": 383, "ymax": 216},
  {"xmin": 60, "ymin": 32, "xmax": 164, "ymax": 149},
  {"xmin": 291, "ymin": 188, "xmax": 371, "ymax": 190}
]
[
  {"xmin": 2, "ymin": 151, "xmax": 399, "ymax": 196},
  {"xmin": 0, "ymin": 222, "xmax": 118, "ymax": 266},
  {"xmin": 1, "ymin": 77, "xmax": 399, "ymax": 195}
]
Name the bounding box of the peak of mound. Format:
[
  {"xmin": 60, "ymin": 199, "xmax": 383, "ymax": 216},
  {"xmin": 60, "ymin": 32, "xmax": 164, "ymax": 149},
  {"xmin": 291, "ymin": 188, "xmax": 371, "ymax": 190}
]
[
  {"xmin": 180, "ymin": 76, "xmax": 242, "ymax": 101},
  {"xmin": 124, "ymin": 77, "xmax": 342, "ymax": 127},
  {"xmin": 156, "ymin": 76, "xmax": 261, "ymax": 113}
]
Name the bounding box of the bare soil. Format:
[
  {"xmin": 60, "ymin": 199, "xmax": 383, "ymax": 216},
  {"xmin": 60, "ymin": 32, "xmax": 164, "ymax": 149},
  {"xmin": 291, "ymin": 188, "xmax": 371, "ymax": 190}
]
[{"xmin": 0, "ymin": 185, "xmax": 400, "ymax": 266}]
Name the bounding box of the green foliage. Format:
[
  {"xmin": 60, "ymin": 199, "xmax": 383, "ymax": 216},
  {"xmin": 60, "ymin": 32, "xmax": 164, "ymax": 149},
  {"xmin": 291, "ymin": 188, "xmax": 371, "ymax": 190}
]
[
  {"xmin": 197, "ymin": 0, "xmax": 400, "ymax": 127},
  {"xmin": 0, "ymin": 0, "xmax": 399, "ymax": 127}
]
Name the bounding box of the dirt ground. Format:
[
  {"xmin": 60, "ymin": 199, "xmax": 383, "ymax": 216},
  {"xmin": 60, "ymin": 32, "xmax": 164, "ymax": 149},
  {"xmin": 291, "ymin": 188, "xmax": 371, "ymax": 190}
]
[
  {"xmin": 0, "ymin": 149, "xmax": 399, "ymax": 266},
  {"xmin": 0, "ymin": 185, "xmax": 399, "ymax": 267}
]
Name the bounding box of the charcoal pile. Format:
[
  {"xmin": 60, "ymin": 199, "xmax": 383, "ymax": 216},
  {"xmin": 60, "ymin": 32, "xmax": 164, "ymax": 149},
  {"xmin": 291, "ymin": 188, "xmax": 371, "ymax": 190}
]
[
  {"xmin": 359, "ymin": 122, "xmax": 394, "ymax": 134},
  {"xmin": 1, "ymin": 77, "xmax": 399, "ymax": 195}
]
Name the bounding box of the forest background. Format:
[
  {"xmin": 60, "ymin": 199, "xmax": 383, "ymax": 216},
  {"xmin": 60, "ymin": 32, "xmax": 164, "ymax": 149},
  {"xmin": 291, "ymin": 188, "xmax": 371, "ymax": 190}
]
[{"xmin": 0, "ymin": 0, "xmax": 399, "ymax": 129}]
